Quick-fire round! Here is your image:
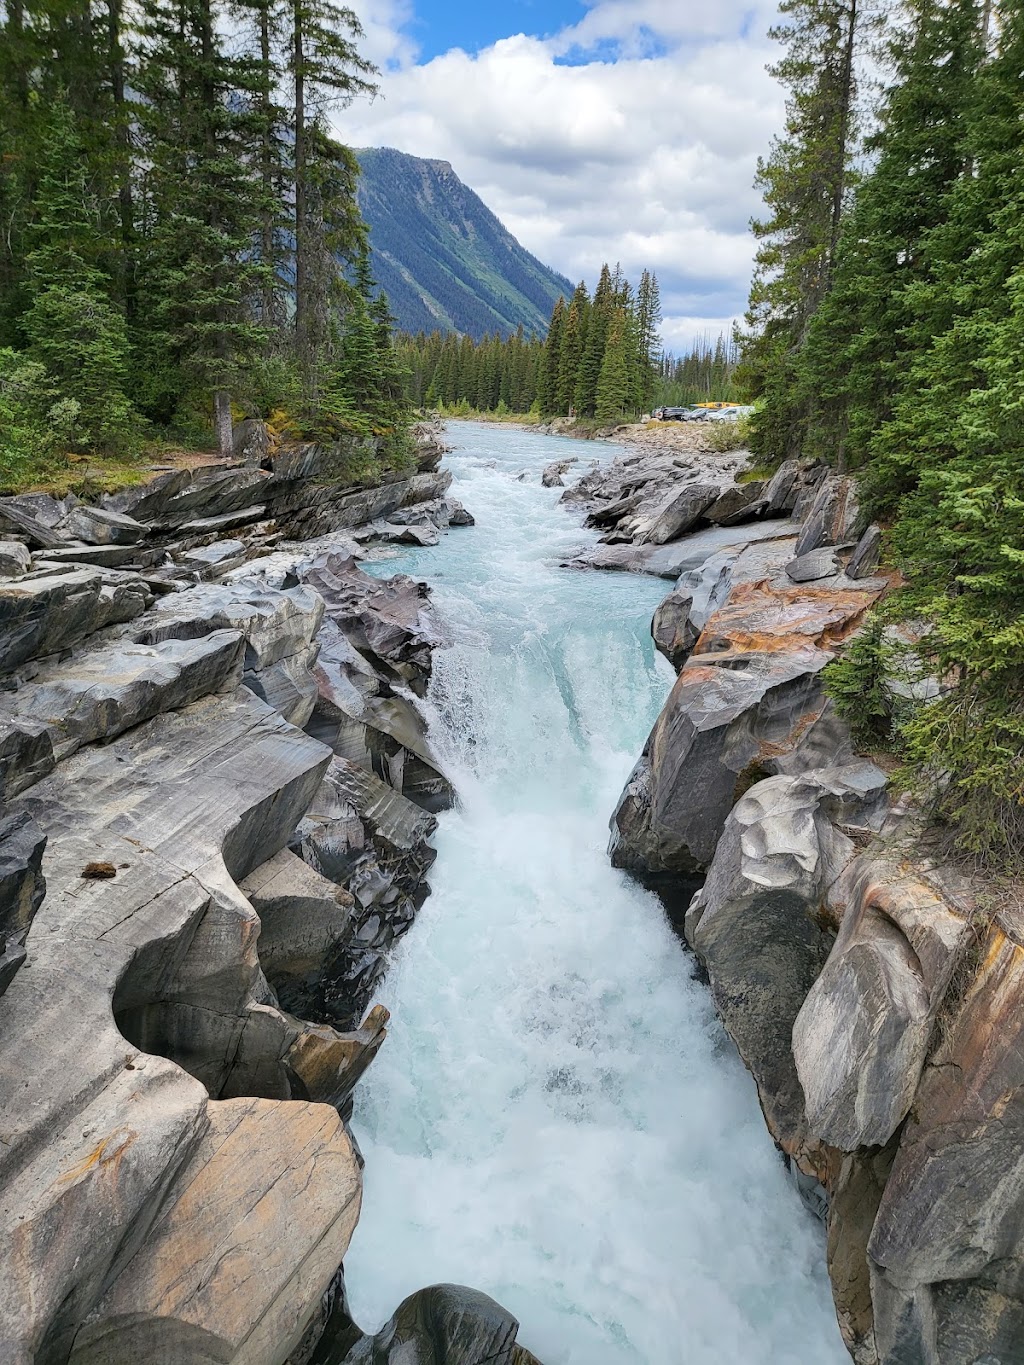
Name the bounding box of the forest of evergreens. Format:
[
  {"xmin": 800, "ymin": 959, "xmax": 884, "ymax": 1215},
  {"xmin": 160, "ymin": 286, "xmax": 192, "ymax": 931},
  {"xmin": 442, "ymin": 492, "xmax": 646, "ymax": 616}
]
[
  {"xmin": 743, "ymin": 0, "xmax": 1024, "ymax": 860},
  {"xmin": 0, "ymin": 0, "xmax": 409, "ymax": 491},
  {"xmin": 396, "ymin": 264, "xmax": 665, "ymax": 421}
]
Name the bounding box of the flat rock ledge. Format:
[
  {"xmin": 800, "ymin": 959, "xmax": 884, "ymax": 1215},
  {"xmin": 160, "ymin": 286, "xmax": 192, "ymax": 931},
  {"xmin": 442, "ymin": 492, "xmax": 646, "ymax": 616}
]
[
  {"xmin": 0, "ymin": 441, "xmax": 537, "ymax": 1365},
  {"xmin": 604, "ymin": 451, "xmax": 1024, "ymax": 1364}
]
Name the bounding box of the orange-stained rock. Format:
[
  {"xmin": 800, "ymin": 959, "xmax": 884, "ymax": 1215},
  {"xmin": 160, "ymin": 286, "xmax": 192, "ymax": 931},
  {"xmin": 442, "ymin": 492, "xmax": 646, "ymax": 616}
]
[{"xmin": 611, "ymin": 575, "xmax": 885, "ymax": 877}]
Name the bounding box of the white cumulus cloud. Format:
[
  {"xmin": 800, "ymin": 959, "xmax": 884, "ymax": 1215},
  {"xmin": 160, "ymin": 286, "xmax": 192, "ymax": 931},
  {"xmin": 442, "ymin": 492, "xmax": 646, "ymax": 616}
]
[{"xmin": 341, "ymin": 0, "xmax": 785, "ymax": 348}]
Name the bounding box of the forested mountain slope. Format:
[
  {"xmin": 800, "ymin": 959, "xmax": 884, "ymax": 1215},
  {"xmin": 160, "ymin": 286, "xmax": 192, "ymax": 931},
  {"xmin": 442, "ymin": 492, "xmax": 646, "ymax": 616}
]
[{"xmin": 356, "ymin": 147, "xmax": 572, "ymax": 339}]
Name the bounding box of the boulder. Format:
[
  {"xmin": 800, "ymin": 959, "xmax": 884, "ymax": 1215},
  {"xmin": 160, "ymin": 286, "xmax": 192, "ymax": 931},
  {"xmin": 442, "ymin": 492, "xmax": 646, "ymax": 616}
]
[
  {"xmin": 60, "ymin": 504, "xmax": 147, "ymax": 547},
  {"xmin": 541, "ymin": 458, "xmax": 578, "ymax": 488},
  {"xmin": 294, "ymin": 757, "xmax": 437, "ymax": 1028},
  {"xmin": 706, "ymin": 481, "xmax": 765, "ymax": 526},
  {"xmin": 0, "ymin": 567, "xmax": 153, "ymax": 677},
  {"xmin": 0, "ymin": 542, "xmax": 31, "ymax": 578},
  {"xmin": 761, "ymin": 460, "xmax": 802, "ymax": 514},
  {"xmin": 611, "ymin": 579, "xmax": 882, "ymax": 877},
  {"xmin": 309, "ymin": 1282, "xmax": 543, "ymax": 1365},
  {"xmin": 794, "ymin": 856, "xmax": 968, "ymax": 1152},
  {"xmin": 786, "ymin": 549, "xmax": 843, "ymax": 583},
  {"xmin": 867, "ymin": 906, "xmax": 1024, "ymax": 1365},
  {"xmin": 353, "ymin": 523, "xmax": 440, "ymax": 548},
  {"xmin": 640, "ymin": 483, "xmax": 720, "ymax": 545},
  {"xmin": 446, "ymin": 500, "xmax": 474, "ymax": 527},
  {"xmin": 307, "ymin": 617, "xmax": 453, "ymax": 813}
]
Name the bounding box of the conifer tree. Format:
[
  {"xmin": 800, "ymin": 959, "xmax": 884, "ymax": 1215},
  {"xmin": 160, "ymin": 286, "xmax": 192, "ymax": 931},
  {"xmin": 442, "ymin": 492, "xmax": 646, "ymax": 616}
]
[
  {"xmin": 536, "ymin": 295, "xmax": 565, "ymax": 416},
  {"xmin": 575, "ymin": 264, "xmax": 614, "ymax": 417},
  {"xmin": 556, "ymin": 282, "xmax": 589, "ymax": 415},
  {"xmin": 595, "ymin": 308, "xmax": 630, "ymax": 421},
  {"xmin": 740, "ymin": 0, "xmax": 864, "ymax": 462}
]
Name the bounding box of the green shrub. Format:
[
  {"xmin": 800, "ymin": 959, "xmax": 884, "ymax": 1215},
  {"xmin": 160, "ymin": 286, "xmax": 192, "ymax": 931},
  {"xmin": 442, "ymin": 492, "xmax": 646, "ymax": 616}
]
[{"xmin": 823, "ymin": 613, "xmax": 895, "ymax": 748}]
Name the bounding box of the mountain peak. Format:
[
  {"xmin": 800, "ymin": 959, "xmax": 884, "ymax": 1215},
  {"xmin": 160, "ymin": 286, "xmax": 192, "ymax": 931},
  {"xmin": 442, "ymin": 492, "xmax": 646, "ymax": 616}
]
[{"xmin": 356, "ymin": 147, "xmax": 572, "ymax": 339}]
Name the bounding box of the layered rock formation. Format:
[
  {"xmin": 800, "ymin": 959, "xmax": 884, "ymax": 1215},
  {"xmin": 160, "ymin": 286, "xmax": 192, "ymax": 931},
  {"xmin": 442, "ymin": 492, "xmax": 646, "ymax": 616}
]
[
  {"xmin": 603, "ymin": 449, "xmax": 1022, "ymax": 1364},
  {"xmin": 0, "ymin": 436, "xmax": 539, "ymax": 1365}
]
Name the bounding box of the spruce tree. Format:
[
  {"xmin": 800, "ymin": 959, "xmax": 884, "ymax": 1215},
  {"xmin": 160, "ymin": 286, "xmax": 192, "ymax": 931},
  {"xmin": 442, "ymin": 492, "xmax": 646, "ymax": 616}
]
[
  {"xmin": 595, "ymin": 309, "xmax": 630, "ymax": 421},
  {"xmin": 536, "ymin": 295, "xmax": 565, "ymax": 416},
  {"xmin": 556, "ymin": 282, "xmax": 589, "ymax": 415},
  {"xmin": 739, "ymin": 0, "xmax": 864, "ymax": 463},
  {"xmin": 575, "ymin": 263, "xmax": 614, "ymax": 417}
]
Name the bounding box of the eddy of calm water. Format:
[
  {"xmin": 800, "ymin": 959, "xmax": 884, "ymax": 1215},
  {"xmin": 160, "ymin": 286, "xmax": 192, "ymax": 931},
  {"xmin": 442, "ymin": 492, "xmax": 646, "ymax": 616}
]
[{"xmin": 345, "ymin": 422, "xmax": 848, "ymax": 1365}]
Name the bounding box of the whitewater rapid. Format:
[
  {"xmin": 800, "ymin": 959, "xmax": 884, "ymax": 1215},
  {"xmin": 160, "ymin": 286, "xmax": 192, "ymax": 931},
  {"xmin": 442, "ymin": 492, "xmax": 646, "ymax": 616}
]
[{"xmin": 345, "ymin": 422, "xmax": 847, "ymax": 1364}]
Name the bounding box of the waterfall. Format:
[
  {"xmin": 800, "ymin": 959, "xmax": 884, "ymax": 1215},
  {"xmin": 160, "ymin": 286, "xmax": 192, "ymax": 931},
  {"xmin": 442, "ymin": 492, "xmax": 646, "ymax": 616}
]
[{"xmin": 345, "ymin": 422, "xmax": 847, "ymax": 1365}]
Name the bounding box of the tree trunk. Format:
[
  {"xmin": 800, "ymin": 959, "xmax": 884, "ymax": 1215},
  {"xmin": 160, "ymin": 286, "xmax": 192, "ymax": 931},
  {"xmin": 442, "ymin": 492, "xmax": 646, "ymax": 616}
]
[
  {"xmin": 292, "ymin": 0, "xmax": 306, "ymax": 351},
  {"xmin": 828, "ymin": 0, "xmax": 858, "ymax": 280},
  {"xmin": 215, "ymin": 390, "xmax": 234, "ymax": 458}
]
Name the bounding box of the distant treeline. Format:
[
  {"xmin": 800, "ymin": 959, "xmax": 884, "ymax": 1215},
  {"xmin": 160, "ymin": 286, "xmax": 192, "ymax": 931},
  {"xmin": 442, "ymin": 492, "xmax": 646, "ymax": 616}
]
[
  {"xmin": 655, "ymin": 335, "xmax": 742, "ymax": 407},
  {"xmin": 399, "ymin": 263, "xmax": 662, "ymax": 420}
]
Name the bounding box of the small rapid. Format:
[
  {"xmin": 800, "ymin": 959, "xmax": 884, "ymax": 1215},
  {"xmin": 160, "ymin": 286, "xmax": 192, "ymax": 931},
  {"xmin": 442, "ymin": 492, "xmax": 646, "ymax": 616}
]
[{"xmin": 345, "ymin": 422, "xmax": 847, "ymax": 1364}]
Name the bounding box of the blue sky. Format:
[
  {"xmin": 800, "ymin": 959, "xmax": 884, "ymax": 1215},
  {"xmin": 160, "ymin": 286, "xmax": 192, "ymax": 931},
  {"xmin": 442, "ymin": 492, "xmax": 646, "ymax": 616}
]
[
  {"xmin": 403, "ymin": 0, "xmax": 589, "ymax": 62},
  {"xmin": 345, "ymin": 0, "xmax": 785, "ymax": 348}
]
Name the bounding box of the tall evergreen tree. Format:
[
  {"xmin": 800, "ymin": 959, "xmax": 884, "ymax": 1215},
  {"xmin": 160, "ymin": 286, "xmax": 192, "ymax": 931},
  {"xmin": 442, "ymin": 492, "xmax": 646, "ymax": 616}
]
[
  {"xmin": 739, "ymin": 0, "xmax": 864, "ymax": 463},
  {"xmin": 575, "ymin": 263, "xmax": 614, "ymax": 417},
  {"xmin": 536, "ymin": 295, "xmax": 565, "ymax": 416},
  {"xmin": 556, "ymin": 282, "xmax": 589, "ymax": 415}
]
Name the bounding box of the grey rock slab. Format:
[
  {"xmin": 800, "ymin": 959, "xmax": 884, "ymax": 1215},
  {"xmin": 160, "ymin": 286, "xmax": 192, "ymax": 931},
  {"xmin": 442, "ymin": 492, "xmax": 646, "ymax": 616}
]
[
  {"xmin": 542, "ymin": 458, "xmax": 577, "ymax": 488},
  {"xmin": 847, "ymin": 523, "xmax": 882, "ymax": 580},
  {"xmin": 0, "ymin": 542, "xmax": 31, "ymax": 578},
  {"xmin": 706, "ymin": 481, "xmax": 765, "ymax": 525},
  {"xmin": 308, "ymin": 618, "xmax": 453, "ymax": 814},
  {"xmin": 179, "ymin": 504, "xmax": 268, "ymax": 535},
  {"xmin": 60, "ymin": 504, "xmax": 146, "ymax": 547},
  {"xmin": 0, "ymin": 717, "xmax": 55, "ymax": 801},
  {"xmin": 786, "ymin": 549, "xmax": 844, "ymax": 583},
  {"xmin": 794, "ymin": 474, "xmax": 862, "ymax": 557},
  {"xmin": 0, "ymin": 808, "xmax": 46, "ymax": 999},
  {"xmin": 447, "ymin": 500, "xmax": 474, "ymax": 527},
  {"xmin": 640, "ymin": 482, "xmax": 720, "ymax": 545},
  {"xmin": 1, "ymin": 629, "xmax": 246, "ymax": 763},
  {"xmin": 0, "ymin": 567, "xmax": 152, "ymax": 677},
  {"xmin": 303, "ymin": 554, "xmax": 444, "ymax": 698},
  {"xmin": 0, "ymin": 686, "xmax": 334, "ymax": 1357},
  {"xmin": 0, "ymin": 497, "xmax": 70, "ymax": 549},
  {"xmin": 33, "ymin": 543, "xmax": 141, "ymax": 568}
]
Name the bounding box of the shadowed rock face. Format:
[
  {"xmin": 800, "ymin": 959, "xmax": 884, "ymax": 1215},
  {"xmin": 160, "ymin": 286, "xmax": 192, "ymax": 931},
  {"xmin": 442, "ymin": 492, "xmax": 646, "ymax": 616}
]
[{"xmin": 305, "ymin": 1279, "xmax": 543, "ymax": 1365}]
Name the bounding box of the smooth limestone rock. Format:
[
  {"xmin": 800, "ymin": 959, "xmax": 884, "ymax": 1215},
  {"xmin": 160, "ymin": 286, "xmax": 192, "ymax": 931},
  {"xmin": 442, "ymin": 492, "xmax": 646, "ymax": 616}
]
[
  {"xmin": 866, "ymin": 905, "xmax": 1024, "ymax": 1365},
  {"xmin": 0, "ymin": 685, "xmax": 370, "ymax": 1362},
  {"xmin": 706, "ymin": 480, "xmax": 765, "ymax": 526},
  {"xmin": 611, "ymin": 579, "xmax": 882, "ymax": 877},
  {"xmin": 69, "ymin": 1098, "xmax": 363, "ymax": 1365},
  {"xmin": 793, "ymin": 856, "xmax": 969, "ymax": 1152},
  {"xmin": 0, "ymin": 629, "xmax": 246, "ymax": 762},
  {"xmin": 684, "ymin": 768, "xmax": 879, "ymax": 1164},
  {"xmin": 0, "ymin": 566, "xmax": 152, "ymax": 676},
  {"xmin": 240, "ymin": 848, "xmax": 355, "ymax": 1020},
  {"xmin": 137, "ymin": 580, "xmax": 326, "ymax": 728},
  {"xmin": 0, "ymin": 717, "xmax": 55, "ymax": 801}
]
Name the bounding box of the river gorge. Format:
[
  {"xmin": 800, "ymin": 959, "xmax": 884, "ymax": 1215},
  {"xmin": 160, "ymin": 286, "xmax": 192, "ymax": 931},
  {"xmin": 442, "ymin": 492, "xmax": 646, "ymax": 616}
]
[{"xmin": 345, "ymin": 422, "xmax": 847, "ymax": 1363}]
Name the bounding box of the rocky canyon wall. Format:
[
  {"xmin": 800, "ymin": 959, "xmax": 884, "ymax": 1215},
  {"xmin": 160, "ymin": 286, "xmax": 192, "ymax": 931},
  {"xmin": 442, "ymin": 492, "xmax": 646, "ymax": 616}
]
[{"xmin": 575, "ymin": 441, "xmax": 1023, "ymax": 1365}]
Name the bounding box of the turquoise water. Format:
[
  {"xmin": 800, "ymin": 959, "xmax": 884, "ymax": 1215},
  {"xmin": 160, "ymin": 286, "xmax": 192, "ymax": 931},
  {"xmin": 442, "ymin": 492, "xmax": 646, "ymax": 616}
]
[{"xmin": 345, "ymin": 422, "xmax": 847, "ymax": 1365}]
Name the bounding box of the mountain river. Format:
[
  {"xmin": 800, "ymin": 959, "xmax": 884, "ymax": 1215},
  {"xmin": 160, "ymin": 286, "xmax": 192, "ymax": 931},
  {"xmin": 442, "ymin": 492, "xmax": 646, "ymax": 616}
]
[{"xmin": 345, "ymin": 421, "xmax": 848, "ymax": 1364}]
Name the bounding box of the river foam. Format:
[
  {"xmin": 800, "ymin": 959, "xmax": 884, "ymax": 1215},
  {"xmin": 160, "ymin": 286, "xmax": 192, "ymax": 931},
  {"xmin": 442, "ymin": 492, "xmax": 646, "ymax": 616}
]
[{"xmin": 345, "ymin": 422, "xmax": 847, "ymax": 1364}]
